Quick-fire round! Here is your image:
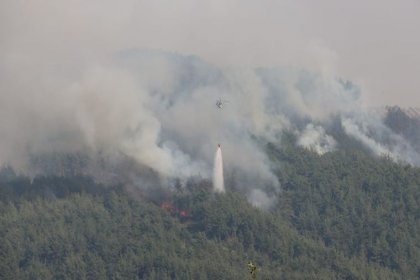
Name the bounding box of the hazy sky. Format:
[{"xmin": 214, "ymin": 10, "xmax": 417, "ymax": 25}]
[{"xmin": 1, "ymin": 0, "xmax": 419, "ymax": 106}]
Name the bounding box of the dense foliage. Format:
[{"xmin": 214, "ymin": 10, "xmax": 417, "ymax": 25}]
[
  {"xmin": 1, "ymin": 140, "xmax": 419, "ymax": 279},
  {"xmin": 269, "ymin": 138, "xmax": 420, "ymax": 279}
]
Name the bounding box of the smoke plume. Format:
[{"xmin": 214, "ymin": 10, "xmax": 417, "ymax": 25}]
[
  {"xmin": 341, "ymin": 112, "xmax": 420, "ymax": 166},
  {"xmin": 297, "ymin": 124, "xmax": 337, "ymax": 155},
  {"xmin": 0, "ymin": 47, "xmax": 419, "ymax": 204},
  {"xmin": 1, "ymin": 0, "xmax": 420, "ymax": 207}
]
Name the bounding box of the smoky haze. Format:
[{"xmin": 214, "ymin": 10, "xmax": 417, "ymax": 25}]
[
  {"xmin": 1, "ymin": 1, "xmax": 419, "ymax": 206},
  {"xmin": 2, "ymin": 0, "xmax": 419, "ymax": 106}
]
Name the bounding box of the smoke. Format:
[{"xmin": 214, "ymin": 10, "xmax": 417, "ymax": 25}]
[
  {"xmin": 213, "ymin": 146, "xmax": 225, "ymax": 193},
  {"xmin": 0, "ymin": 0, "xmax": 420, "ymax": 212},
  {"xmin": 247, "ymin": 189, "xmax": 276, "ymax": 210},
  {"xmin": 297, "ymin": 124, "xmax": 337, "ymax": 155},
  {"xmin": 1, "ymin": 2, "xmax": 418, "ymax": 178},
  {"xmin": 341, "ymin": 112, "xmax": 420, "ymax": 165},
  {"xmin": 2, "ymin": 0, "xmax": 420, "ymax": 107},
  {"xmin": 1, "ymin": 43, "xmax": 419, "ymax": 209},
  {"xmin": 0, "ymin": 50, "xmax": 284, "ymax": 187}
]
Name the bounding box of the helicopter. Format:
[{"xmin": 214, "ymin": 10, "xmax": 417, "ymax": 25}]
[{"xmin": 216, "ymin": 98, "xmax": 229, "ymax": 109}]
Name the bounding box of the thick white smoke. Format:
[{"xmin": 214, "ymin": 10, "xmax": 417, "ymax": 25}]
[
  {"xmin": 0, "ymin": 50, "xmax": 287, "ymax": 186},
  {"xmin": 213, "ymin": 146, "xmax": 225, "ymax": 193},
  {"xmin": 341, "ymin": 112, "xmax": 420, "ymax": 165},
  {"xmin": 1, "ymin": 1, "xmax": 419, "ymax": 210},
  {"xmin": 0, "ymin": 47, "xmax": 419, "ymax": 207},
  {"xmin": 297, "ymin": 124, "xmax": 337, "ymax": 155}
]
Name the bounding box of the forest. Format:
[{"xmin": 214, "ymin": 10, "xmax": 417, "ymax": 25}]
[
  {"xmin": 2, "ymin": 1, "xmax": 420, "ymax": 278},
  {"xmin": 1, "ymin": 133, "xmax": 419, "ymax": 279}
]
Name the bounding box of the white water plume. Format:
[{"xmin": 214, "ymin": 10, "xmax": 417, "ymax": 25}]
[{"xmin": 213, "ymin": 145, "xmax": 225, "ymax": 193}]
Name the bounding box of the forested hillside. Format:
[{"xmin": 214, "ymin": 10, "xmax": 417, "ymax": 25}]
[{"xmin": 1, "ymin": 141, "xmax": 419, "ymax": 279}]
